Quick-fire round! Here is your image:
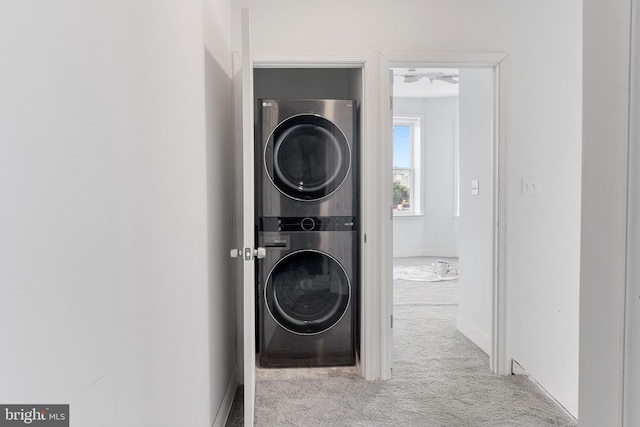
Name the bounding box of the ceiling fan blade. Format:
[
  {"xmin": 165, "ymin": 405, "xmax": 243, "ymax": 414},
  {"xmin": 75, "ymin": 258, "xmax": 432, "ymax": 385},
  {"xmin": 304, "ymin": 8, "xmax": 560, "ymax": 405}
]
[{"xmin": 439, "ymin": 77, "xmax": 459, "ymax": 85}]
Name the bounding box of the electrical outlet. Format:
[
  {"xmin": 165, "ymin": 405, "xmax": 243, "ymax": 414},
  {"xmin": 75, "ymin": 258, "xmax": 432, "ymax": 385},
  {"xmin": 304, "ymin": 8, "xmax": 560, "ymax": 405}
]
[{"xmin": 522, "ymin": 178, "xmax": 541, "ymax": 196}]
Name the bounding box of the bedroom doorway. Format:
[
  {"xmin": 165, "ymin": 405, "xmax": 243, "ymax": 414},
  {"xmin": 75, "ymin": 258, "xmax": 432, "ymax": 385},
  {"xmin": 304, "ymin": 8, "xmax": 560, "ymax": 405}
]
[{"xmin": 390, "ymin": 66, "xmax": 497, "ymax": 369}]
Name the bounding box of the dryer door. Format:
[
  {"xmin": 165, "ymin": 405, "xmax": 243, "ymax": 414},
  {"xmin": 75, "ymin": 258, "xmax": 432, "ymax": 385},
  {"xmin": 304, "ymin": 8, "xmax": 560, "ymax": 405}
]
[
  {"xmin": 265, "ymin": 114, "xmax": 351, "ymax": 201},
  {"xmin": 265, "ymin": 250, "xmax": 350, "ymax": 335}
]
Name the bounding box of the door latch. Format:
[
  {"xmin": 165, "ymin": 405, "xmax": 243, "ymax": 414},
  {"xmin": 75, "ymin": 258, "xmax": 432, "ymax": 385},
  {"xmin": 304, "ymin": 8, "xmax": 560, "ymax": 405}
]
[{"xmin": 229, "ymin": 247, "xmax": 265, "ymax": 260}]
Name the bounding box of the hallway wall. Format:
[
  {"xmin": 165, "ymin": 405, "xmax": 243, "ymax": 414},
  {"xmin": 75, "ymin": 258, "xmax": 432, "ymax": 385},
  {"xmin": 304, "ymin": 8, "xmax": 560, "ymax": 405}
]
[
  {"xmin": 457, "ymin": 68, "xmax": 495, "ymax": 355},
  {"xmin": 0, "ymin": 1, "xmax": 235, "ymax": 426},
  {"xmin": 232, "ymin": 0, "xmax": 582, "ymax": 416},
  {"xmin": 580, "ymin": 0, "xmax": 635, "ymax": 426}
]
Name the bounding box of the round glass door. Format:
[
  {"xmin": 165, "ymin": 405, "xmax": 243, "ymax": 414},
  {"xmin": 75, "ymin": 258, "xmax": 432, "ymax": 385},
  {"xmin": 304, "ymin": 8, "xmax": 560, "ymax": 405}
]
[
  {"xmin": 265, "ymin": 114, "xmax": 351, "ymax": 201},
  {"xmin": 265, "ymin": 250, "xmax": 350, "ymax": 335}
]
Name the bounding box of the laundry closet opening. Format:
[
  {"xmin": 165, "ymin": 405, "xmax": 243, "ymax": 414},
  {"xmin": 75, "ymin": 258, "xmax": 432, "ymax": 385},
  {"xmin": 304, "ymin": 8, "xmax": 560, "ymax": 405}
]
[
  {"xmin": 253, "ymin": 67, "xmax": 363, "ymax": 374},
  {"xmin": 391, "ymin": 66, "xmax": 495, "ymax": 360}
]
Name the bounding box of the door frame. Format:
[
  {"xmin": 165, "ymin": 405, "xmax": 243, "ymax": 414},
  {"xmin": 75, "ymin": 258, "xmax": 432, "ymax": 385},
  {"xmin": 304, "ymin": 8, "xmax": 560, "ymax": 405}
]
[
  {"xmin": 624, "ymin": 1, "xmax": 640, "ymax": 424},
  {"xmin": 249, "ymin": 53, "xmax": 385, "ymax": 380},
  {"xmin": 384, "ymin": 52, "xmax": 511, "ymax": 375}
]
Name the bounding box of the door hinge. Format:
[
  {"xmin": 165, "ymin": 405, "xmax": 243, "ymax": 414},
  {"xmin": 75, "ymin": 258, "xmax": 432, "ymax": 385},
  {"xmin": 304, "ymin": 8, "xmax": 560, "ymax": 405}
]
[{"xmin": 390, "ymin": 315, "xmax": 393, "ymax": 328}]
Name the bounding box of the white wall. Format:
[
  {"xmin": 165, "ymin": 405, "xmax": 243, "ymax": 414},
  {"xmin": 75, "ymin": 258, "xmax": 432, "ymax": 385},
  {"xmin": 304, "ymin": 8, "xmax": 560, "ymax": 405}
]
[
  {"xmin": 232, "ymin": 0, "xmax": 582, "ymax": 416},
  {"xmin": 393, "ymin": 97, "xmax": 459, "ymax": 258},
  {"xmin": 456, "ymin": 68, "xmax": 494, "ymax": 355},
  {"xmin": 580, "ymin": 0, "xmax": 634, "ymax": 426},
  {"xmin": 0, "ymin": 1, "xmax": 235, "ymax": 426}
]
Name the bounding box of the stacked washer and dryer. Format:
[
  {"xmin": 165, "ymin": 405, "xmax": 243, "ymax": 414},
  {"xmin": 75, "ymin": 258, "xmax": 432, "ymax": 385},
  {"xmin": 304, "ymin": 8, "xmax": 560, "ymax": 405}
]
[{"xmin": 256, "ymin": 99, "xmax": 359, "ymax": 368}]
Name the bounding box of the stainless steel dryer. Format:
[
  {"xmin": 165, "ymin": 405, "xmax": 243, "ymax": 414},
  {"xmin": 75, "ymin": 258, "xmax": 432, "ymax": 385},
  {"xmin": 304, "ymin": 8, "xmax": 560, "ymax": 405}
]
[
  {"xmin": 257, "ymin": 99, "xmax": 357, "ymax": 218},
  {"xmin": 257, "ymin": 217, "xmax": 356, "ymax": 367}
]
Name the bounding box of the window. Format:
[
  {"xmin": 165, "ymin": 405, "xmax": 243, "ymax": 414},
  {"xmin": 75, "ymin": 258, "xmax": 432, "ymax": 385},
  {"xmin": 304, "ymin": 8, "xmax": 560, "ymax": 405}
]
[{"xmin": 393, "ymin": 116, "xmax": 421, "ymax": 215}]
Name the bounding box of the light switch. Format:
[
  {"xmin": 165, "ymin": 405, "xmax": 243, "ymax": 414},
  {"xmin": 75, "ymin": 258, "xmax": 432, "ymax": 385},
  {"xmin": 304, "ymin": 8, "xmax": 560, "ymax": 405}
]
[
  {"xmin": 522, "ymin": 178, "xmax": 542, "ymax": 196},
  {"xmin": 471, "ymin": 180, "xmax": 479, "ymax": 196}
]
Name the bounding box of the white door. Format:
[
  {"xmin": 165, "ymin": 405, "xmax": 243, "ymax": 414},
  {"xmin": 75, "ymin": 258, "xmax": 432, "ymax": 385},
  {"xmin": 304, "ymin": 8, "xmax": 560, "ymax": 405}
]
[{"xmin": 231, "ymin": 8, "xmax": 257, "ymax": 427}]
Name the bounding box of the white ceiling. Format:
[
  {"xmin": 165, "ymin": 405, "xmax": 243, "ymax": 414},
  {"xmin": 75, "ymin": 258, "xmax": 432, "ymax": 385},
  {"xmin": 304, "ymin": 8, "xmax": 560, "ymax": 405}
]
[{"xmin": 392, "ymin": 68, "xmax": 459, "ymax": 98}]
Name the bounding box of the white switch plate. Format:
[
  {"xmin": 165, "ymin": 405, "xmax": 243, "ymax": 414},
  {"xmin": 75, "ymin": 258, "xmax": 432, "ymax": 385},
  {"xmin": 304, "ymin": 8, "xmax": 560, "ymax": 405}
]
[
  {"xmin": 522, "ymin": 178, "xmax": 541, "ymax": 196},
  {"xmin": 471, "ymin": 180, "xmax": 479, "ymax": 196}
]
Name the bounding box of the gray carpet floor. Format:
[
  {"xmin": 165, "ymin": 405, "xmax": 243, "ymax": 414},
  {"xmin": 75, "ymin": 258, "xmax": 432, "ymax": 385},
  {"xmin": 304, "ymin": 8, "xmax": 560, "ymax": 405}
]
[{"xmin": 226, "ymin": 257, "xmax": 577, "ymax": 427}]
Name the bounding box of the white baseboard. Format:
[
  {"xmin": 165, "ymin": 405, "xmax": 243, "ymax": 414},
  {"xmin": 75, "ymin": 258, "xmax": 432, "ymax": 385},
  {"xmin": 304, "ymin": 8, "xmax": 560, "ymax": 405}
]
[
  {"xmin": 511, "ymin": 359, "xmax": 578, "ymax": 421},
  {"xmin": 393, "ymin": 249, "xmax": 459, "ymax": 258},
  {"xmin": 456, "ymin": 315, "xmax": 491, "ymax": 355},
  {"xmin": 212, "ymin": 368, "xmax": 238, "ymax": 427}
]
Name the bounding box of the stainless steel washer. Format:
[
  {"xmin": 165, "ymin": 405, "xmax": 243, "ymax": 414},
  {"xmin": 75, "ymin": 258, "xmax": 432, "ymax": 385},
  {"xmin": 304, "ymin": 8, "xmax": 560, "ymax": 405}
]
[{"xmin": 257, "ymin": 217, "xmax": 356, "ymax": 367}]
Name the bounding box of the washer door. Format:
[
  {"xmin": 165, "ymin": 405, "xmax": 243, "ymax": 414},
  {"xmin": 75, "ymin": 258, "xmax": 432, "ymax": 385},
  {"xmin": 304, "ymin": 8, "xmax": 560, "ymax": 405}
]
[
  {"xmin": 265, "ymin": 114, "xmax": 351, "ymax": 201},
  {"xmin": 265, "ymin": 250, "xmax": 350, "ymax": 335}
]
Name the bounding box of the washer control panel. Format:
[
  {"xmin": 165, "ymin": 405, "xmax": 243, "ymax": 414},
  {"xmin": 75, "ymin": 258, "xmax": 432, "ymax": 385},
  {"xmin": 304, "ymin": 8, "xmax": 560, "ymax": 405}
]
[{"xmin": 260, "ymin": 216, "xmax": 356, "ymax": 232}]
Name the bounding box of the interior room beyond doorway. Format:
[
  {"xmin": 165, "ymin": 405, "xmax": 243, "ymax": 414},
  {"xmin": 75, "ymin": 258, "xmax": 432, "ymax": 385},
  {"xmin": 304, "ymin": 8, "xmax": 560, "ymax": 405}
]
[{"xmin": 391, "ymin": 66, "xmax": 495, "ymax": 359}]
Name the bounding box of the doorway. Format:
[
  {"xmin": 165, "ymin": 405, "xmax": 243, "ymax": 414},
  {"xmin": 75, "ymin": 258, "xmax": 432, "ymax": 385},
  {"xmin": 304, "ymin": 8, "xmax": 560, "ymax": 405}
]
[{"xmin": 390, "ymin": 65, "xmax": 497, "ymax": 365}]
